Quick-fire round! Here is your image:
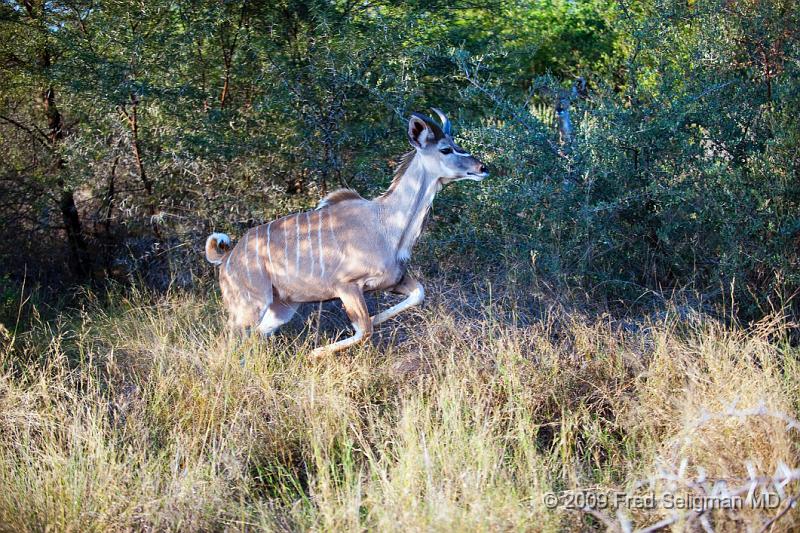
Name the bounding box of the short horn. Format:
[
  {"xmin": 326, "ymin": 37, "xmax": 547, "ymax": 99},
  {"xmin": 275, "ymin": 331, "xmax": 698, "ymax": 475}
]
[{"xmin": 431, "ymin": 107, "xmax": 451, "ymax": 136}]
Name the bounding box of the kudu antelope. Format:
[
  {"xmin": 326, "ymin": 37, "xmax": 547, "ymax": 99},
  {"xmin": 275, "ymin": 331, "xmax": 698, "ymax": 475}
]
[{"xmin": 204, "ymin": 110, "xmax": 488, "ymax": 357}]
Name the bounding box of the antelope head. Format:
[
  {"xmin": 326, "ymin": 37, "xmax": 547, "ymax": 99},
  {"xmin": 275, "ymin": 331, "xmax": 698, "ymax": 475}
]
[{"xmin": 407, "ymin": 109, "xmax": 488, "ymax": 185}]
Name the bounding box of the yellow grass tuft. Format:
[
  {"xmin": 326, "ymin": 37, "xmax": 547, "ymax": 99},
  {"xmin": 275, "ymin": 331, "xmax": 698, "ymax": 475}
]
[{"xmin": 0, "ymin": 285, "xmax": 797, "ymax": 531}]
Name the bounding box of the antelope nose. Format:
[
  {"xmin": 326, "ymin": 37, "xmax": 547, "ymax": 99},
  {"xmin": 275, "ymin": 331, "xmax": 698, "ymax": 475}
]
[{"xmin": 478, "ymin": 163, "xmax": 487, "ymax": 174}]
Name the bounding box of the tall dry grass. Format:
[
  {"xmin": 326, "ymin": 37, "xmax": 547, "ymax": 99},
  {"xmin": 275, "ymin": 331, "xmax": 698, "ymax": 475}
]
[{"xmin": 0, "ymin": 281, "xmax": 797, "ymax": 532}]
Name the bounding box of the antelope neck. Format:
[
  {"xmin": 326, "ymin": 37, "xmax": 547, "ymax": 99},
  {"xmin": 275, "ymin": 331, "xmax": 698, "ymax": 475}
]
[{"xmin": 376, "ymin": 153, "xmax": 441, "ymax": 262}]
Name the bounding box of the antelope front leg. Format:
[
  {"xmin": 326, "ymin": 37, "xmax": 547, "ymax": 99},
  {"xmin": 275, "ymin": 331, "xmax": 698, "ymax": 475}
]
[
  {"xmin": 311, "ymin": 285, "xmax": 372, "ymax": 358},
  {"xmin": 372, "ymin": 274, "xmax": 425, "ymax": 326}
]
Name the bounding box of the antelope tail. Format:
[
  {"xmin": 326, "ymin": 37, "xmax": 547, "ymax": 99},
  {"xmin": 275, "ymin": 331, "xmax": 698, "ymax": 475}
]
[{"xmin": 205, "ymin": 232, "xmax": 232, "ymax": 265}]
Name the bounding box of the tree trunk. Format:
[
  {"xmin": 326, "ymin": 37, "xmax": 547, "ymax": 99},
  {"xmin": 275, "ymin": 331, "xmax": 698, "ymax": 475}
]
[
  {"xmin": 120, "ymin": 94, "xmax": 161, "ymax": 238},
  {"xmin": 125, "ymin": 95, "xmax": 154, "ymax": 197},
  {"xmin": 44, "ymin": 85, "xmax": 91, "ymax": 277},
  {"xmin": 59, "ymin": 189, "xmax": 90, "ymax": 276}
]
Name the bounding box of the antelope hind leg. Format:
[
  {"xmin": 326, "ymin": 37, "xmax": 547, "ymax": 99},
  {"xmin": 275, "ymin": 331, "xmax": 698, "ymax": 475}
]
[
  {"xmin": 372, "ymin": 273, "xmax": 425, "ymax": 326},
  {"xmin": 312, "ymin": 285, "xmax": 372, "ymax": 358},
  {"xmin": 257, "ymin": 300, "xmax": 299, "ymax": 337}
]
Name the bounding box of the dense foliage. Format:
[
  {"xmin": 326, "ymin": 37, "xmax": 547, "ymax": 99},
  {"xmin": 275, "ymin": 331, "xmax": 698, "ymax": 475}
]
[
  {"xmin": 1, "ymin": 0, "xmax": 798, "ymax": 318},
  {"xmin": 2, "ymin": 3, "xmax": 799, "ymax": 529}
]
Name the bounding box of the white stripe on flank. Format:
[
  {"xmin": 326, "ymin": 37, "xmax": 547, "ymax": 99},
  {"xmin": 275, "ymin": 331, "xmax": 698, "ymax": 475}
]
[
  {"xmin": 255, "ymin": 225, "xmax": 260, "ymax": 271},
  {"xmin": 244, "ymin": 232, "xmax": 253, "ymax": 284},
  {"xmin": 266, "ymin": 222, "xmax": 275, "ymax": 273},
  {"xmin": 243, "ymin": 232, "xmax": 252, "ymax": 302},
  {"xmin": 317, "ymin": 209, "xmax": 325, "ymax": 276},
  {"xmin": 294, "ymin": 213, "xmax": 300, "ymax": 273},
  {"xmin": 306, "ymin": 212, "xmax": 314, "ymax": 275},
  {"xmin": 327, "ymin": 208, "xmax": 341, "ymax": 249},
  {"xmin": 283, "ymin": 216, "xmax": 289, "ymax": 276},
  {"xmin": 326, "ymin": 207, "xmax": 342, "ymax": 275},
  {"xmin": 256, "ymin": 225, "xmax": 269, "ymax": 287}
]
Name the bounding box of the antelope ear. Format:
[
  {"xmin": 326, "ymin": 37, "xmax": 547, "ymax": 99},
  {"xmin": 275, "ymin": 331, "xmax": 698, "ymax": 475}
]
[{"xmin": 408, "ymin": 114, "xmax": 436, "ymax": 149}]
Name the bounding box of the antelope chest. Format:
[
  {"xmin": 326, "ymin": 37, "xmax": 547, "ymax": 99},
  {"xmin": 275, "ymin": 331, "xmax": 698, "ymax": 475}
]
[{"xmin": 362, "ymin": 262, "xmax": 406, "ymax": 292}]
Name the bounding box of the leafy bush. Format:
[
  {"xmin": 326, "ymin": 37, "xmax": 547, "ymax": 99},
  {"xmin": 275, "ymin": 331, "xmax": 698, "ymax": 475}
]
[
  {"xmin": 1, "ymin": 0, "xmax": 798, "ymax": 319},
  {"xmin": 429, "ymin": 0, "xmax": 800, "ymax": 318}
]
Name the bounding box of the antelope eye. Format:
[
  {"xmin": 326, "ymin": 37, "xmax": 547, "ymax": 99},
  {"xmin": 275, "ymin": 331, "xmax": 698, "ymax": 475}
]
[{"xmin": 439, "ymin": 147, "xmax": 453, "ymax": 154}]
